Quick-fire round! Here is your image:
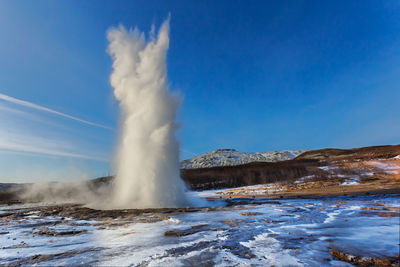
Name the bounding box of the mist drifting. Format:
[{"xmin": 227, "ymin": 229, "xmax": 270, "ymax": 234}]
[{"xmin": 107, "ymin": 18, "xmax": 187, "ymax": 209}]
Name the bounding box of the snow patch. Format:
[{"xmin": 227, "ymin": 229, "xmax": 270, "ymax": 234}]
[
  {"xmin": 240, "ymin": 233, "xmax": 303, "ymax": 266},
  {"xmin": 341, "ymin": 177, "xmax": 360, "ymax": 186},
  {"xmin": 294, "ymin": 175, "xmax": 315, "ymax": 184},
  {"xmin": 181, "ymin": 149, "xmax": 307, "ymax": 169},
  {"xmin": 369, "ymin": 161, "xmax": 400, "ymax": 174}
]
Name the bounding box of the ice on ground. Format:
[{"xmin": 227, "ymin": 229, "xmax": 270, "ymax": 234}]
[
  {"xmin": 294, "ymin": 175, "xmax": 315, "ymax": 183},
  {"xmin": 239, "ymin": 233, "xmax": 302, "ymax": 266},
  {"xmin": 1, "ymin": 194, "xmax": 399, "ymax": 266},
  {"xmin": 318, "ymin": 166, "xmax": 334, "ymax": 171},
  {"xmin": 341, "ymin": 177, "xmax": 360, "ymax": 186},
  {"xmin": 186, "ymin": 189, "xmax": 222, "ymax": 198},
  {"xmin": 214, "ymin": 183, "xmax": 283, "ymax": 197}
]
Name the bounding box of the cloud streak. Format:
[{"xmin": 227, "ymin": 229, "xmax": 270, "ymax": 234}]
[
  {"xmin": 0, "ymin": 130, "xmax": 109, "ymax": 162},
  {"xmin": 0, "ymin": 93, "xmax": 112, "ymax": 130},
  {"xmin": 0, "ymin": 143, "xmax": 108, "ymax": 162}
]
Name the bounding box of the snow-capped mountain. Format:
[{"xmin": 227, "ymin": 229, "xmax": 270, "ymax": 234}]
[{"xmin": 180, "ymin": 149, "xmax": 307, "ymax": 169}]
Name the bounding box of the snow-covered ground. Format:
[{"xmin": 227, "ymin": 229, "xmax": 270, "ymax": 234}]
[
  {"xmin": 180, "ymin": 149, "xmax": 307, "ymax": 169},
  {"xmin": 368, "ymin": 160, "xmax": 400, "ymax": 174},
  {"xmin": 1, "ymin": 193, "xmax": 399, "ymax": 266},
  {"xmin": 208, "ymin": 183, "xmax": 284, "ymax": 197},
  {"xmin": 340, "ymin": 177, "xmax": 360, "ymax": 186}
]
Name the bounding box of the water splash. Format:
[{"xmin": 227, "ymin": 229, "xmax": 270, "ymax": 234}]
[{"xmin": 107, "ymin": 18, "xmax": 187, "ymax": 208}]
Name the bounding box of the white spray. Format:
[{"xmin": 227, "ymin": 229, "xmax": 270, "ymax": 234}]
[{"xmin": 107, "ymin": 18, "xmax": 188, "ymax": 209}]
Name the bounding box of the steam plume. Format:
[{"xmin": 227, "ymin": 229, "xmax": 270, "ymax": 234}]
[{"xmin": 107, "ymin": 18, "xmax": 188, "ymax": 208}]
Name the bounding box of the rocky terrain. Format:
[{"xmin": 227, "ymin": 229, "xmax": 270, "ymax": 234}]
[
  {"xmin": 1, "ymin": 193, "xmax": 399, "ymax": 266},
  {"xmin": 180, "ymin": 148, "xmax": 307, "ymax": 169}
]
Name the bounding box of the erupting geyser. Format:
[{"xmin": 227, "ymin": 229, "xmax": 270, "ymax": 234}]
[{"xmin": 107, "ymin": 18, "xmax": 188, "ymax": 208}]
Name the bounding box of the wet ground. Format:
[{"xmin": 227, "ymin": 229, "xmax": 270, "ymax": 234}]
[{"xmin": 0, "ymin": 193, "xmax": 399, "ymax": 266}]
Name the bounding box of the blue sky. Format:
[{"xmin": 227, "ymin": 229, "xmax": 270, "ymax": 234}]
[{"xmin": 0, "ymin": 0, "xmax": 399, "ymax": 182}]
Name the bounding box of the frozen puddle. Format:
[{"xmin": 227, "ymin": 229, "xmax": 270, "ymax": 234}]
[
  {"xmin": 340, "ymin": 177, "xmax": 360, "ymax": 186},
  {"xmin": 1, "ymin": 194, "xmax": 399, "ymax": 266}
]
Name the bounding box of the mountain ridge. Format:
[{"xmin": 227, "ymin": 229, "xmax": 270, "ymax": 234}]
[{"xmin": 180, "ymin": 148, "xmax": 307, "ymax": 169}]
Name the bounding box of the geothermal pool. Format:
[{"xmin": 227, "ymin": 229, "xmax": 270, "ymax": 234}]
[{"xmin": 1, "ymin": 193, "xmax": 399, "ymax": 266}]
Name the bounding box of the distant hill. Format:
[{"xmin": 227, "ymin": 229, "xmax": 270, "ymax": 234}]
[
  {"xmin": 295, "ymin": 145, "xmax": 400, "ymax": 160},
  {"xmin": 180, "ymin": 149, "xmax": 307, "ymax": 169},
  {"xmin": 181, "ymin": 144, "xmax": 400, "ymax": 190}
]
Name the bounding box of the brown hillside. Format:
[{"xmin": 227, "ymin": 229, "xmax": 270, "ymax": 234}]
[
  {"xmin": 181, "ymin": 145, "xmax": 400, "ymax": 190},
  {"xmin": 295, "ymin": 144, "xmax": 400, "ymax": 160},
  {"xmin": 180, "ymin": 159, "xmax": 321, "ymax": 190}
]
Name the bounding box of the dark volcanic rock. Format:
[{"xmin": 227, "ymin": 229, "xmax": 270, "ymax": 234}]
[
  {"xmin": 329, "ymin": 249, "xmax": 399, "ymax": 267},
  {"xmin": 7, "ymin": 248, "xmax": 99, "ymax": 267},
  {"xmin": 221, "ymin": 219, "xmax": 244, "ymax": 227},
  {"xmin": 32, "ymin": 227, "xmax": 87, "ymax": 236},
  {"xmin": 164, "ymin": 224, "xmax": 224, "ymax": 237},
  {"xmin": 240, "ymin": 212, "xmax": 263, "ymax": 216}
]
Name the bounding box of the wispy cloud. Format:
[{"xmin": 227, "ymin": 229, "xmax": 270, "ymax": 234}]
[
  {"xmin": 0, "ymin": 143, "xmax": 108, "ymax": 162},
  {"xmin": 0, "ymin": 129, "xmax": 109, "ymax": 162},
  {"xmin": 0, "ymin": 103, "xmax": 70, "ymax": 130},
  {"xmin": 0, "ymin": 93, "xmax": 112, "ymax": 130}
]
